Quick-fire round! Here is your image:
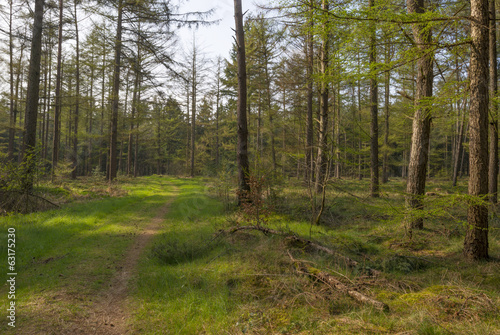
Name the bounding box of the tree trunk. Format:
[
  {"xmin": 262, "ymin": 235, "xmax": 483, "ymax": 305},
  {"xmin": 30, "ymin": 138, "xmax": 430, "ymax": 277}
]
[
  {"xmin": 128, "ymin": 70, "xmax": 139, "ymax": 176},
  {"xmin": 87, "ymin": 49, "xmax": 95, "ymax": 176},
  {"xmin": 134, "ymin": 88, "xmax": 141, "ymax": 178},
  {"xmin": 405, "ymin": 0, "xmax": 434, "ymax": 233},
  {"xmin": 335, "ymin": 84, "xmax": 341, "ymax": 179},
  {"xmin": 22, "ymin": 0, "xmax": 45, "ymax": 193},
  {"xmin": 7, "ymin": 0, "xmax": 15, "ymax": 161},
  {"xmin": 488, "ymin": 0, "xmax": 498, "ymax": 203},
  {"xmin": 128, "ymin": 25, "xmax": 141, "ymax": 176},
  {"xmin": 191, "ymin": 47, "xmax": 196, "ymax": 177},
  {"xmin": 369, "ymin": 0, "xmax": 379, "ymax": 197},
  {"xmin": 382, "ymin": 39, "xmax": 391, "ymax": 183},
  {"xmin": 234, "ymin": 0, "xmax": 251, "ymax": 203},
  {"xmin": 52, "ymin": 0, "xmax": 63, "ymax": 174},
  {"xmin": 357, "ymin": 51, "xmax": 363, "ymax": 181},
  {"xmin": 305, "ymin": 15, "xmax": 314, "ymax": 183},
  {"xmin": 315, "ymin": 0, "xmax": 329, "ymax": 193},
  {"xmin": 185, "ymin": 83, "xmax": 190, "ymax": 175},
  {"xmin": 264, "ymin": 55, "xmax": 277, "ymax": 173},
  {"xmin": 215, "ymin": 58, "xmax": 222, "ymax": 168},
  {"xmin": 109, "ymin": 0, "xmax": 123, "ymax": 181},
  {"xmin": 99, "ymin": 35, "xmax": 107, "ymax": 175},
  {"xmin": 72, "ymin": 0, "xmax": 80, "ymax": 179},
  {"xmin": 464, "ymin": 0, "xmax": 489, "ymax": 260}
]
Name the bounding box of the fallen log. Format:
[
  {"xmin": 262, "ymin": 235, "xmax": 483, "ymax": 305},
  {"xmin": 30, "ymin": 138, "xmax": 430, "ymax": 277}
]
[
  {"xmin": 220, "ymin": 225, "xmax": 380, "ymax": 276},
  {"xmin": 288, "ymin": 251, "xmax": 389, "ymax": 312}
]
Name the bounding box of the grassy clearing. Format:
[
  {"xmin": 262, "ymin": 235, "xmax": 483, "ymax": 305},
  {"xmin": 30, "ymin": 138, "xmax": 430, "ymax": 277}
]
[
  {"xmin": 0, "ymin": 176, "xmax": 176, "ymax": 334},
  {"xmin": 0, "ymin": 176, "xmax": 498, "ymax": 334},
  {"xmin": 132, "ymin": 177, "xmax": 499, "ymax": 334}
]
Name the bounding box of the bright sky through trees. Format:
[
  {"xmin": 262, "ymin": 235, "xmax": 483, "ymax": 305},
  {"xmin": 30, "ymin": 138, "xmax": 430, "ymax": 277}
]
[{"xmin": 177, "ymin": 0, "xmax": 256, "ymax": 58}]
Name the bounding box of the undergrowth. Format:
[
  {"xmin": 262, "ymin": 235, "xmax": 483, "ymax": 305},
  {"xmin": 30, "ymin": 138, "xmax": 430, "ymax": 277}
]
[
  {"xmin": 0, "ymin": 176, "xmax": 498, "ymax": 334},
  {"xmin": 134, "ymin": 177, "xmax": 499, "ymax": 334}
]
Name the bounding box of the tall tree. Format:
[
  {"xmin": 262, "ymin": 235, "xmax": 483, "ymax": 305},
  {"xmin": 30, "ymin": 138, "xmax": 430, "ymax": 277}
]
[
  {"xmin": 71, "ymin": 0, "xmax": 81, "ymax": 179},
  {"xmin": 52, "ymin": 0, "xmax": 64, "ymax": 173},
  {"xmin": 305, "ymin": 1, "xmax": 314, "ymax": 183},
  {"xmin": 109, "ymin": 0, "xmax": 124, "ymax": 181},
  {"xmin": 464, "ymin": 0, "xmax": 489, "ymax": 260},
  {"xmin": 488, "ymin": 0, "xmax": 498, "ymax": 203},
  {"xmin": 190, "ymin": 40, "xmax": 197, "ymax": 177},
  {"xmin": 234, "ymin": 0, "xmax": 251, "ymax": 203},
  {"xmin": 382, "ymin": 31, "xmax": 392, "ymax": 184},
  {"xmin": 7, "ymin": 0, "xmax": 16, "ymax": 160},
  {"xmin": 22, "ymin": 0, "xmax": 45, "ymax": 192},
  {"xmin": 315, "ymin": 0, "xmax": 329, "ymax": 193},
  {"xmin": 405, "ymin": 0, "xmax": 434, "ymax": 233},
  {"xmin": 369, "ymin": 0, "xmax": 379, "ymax": 197}
]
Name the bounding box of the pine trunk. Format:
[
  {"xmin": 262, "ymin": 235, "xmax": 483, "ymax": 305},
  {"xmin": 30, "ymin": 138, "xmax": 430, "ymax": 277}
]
[
  {"xmin": 405, "ymin": 0, "xmax": 434, "ymax": 232},
  {"xmin": 109, "ymin": 0, "xmax": 123, "ymax": 181},
  {"xmin": 234, "ymin": 0, "xmax": 251, "ymax": 203},
  {"xmin": 22, "ymin": 0, "xmax": 45, "ymax": 193},
  {"xmin": 464, "ymin": 0, "xmax": 489, "ymax": 260},
  {"xmin": 315, "ymin": 0, "xmax": 329, "ymax": 193},
  {"xmin": 52, "ymin": 0, "xmax": 63, "ymax": 173},
  {"xmin": 369, "ymin": 0, "xmax": 379, "ymax": 197},
  {"xmin": 488, "ymin": 0, "xmax": 498, "ymax": 203}
]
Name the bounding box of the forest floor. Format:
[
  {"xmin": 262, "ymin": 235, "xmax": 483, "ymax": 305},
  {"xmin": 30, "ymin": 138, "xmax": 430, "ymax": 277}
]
[{"xmin": 0, "ymin": 176, "xmax": 499, "ymax": 334}]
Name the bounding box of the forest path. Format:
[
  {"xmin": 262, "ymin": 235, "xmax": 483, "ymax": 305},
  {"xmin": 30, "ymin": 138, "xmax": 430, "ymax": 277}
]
[{"xmin": 79, "ymin": 185, "xmax": 178, "ymax": 335}]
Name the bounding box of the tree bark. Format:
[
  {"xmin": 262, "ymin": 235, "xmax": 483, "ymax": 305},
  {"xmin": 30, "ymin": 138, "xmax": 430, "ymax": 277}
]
[
  {"xmin": 99, "ymin": 34, "xmax": 107, "ymax": 175},
  {"xmin": 464, "ymin": 0, "xmax": 489, "ymax": 260},
  {"xmin": 109, "ymin": 0, "xmax": 124, "ymax": 181},
  {"xmin": 488, "ymin": 0, "xmax": 498, "ymax": 203},
  {"xmin": 382, "ymin": 38, "xmax": 391, "ymax": 183},
  {"xmin": 191, "ymin": 46, "xmax": 196, "ymax": 177},
  {"xmin": 52, "ymin": 0, "xmax": 63, "ymax": 173},
  {"xmin": 71, "ymin": 0, "xmax": 80, "ymax": 179},
  {"xmin": 369, "ymin": 0, "xmax": 379, "ymax": 197},
  {"xmin": 22, "ymin": 0, "xmax": 45, "ymax": 192},
  {"xmin": 7, "ymin": 0, "xmax": 15, "ymax": 161},
  {"xmin": 215, "ymin": 58, "xmax": 222, "ymax": 168},
  {"xmin": 305, "ymin": 13, "xmax": 314, "ymax": 183},
  {"xmin": 185, "ymin": 83, "xmax": 190, "ymax": 174},
  {"xmin": 315, "ymin": 0, "xmax": 329, "ymax": 193},
  {"xmin": 134, "ymin": 87, "xmax": 141, "ymax": 178},
  {"xmin": 405, "ymin": 0, "xmax": 434, "ymax": 233},
  {"xmin": 234, "ymin": 0, "xmax": 251, "ymax": 203}
]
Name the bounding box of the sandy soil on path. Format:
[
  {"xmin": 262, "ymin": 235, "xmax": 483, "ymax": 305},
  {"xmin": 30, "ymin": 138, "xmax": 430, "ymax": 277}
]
[{"xmin": 72, "ymin": 192, "xmax": 176, "ymax": 335}]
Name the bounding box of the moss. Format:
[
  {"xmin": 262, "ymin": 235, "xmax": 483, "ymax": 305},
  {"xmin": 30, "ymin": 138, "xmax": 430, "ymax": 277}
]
[{"xmin": 375, "ymin": 290, "xmax": 400, "ymax": 301}]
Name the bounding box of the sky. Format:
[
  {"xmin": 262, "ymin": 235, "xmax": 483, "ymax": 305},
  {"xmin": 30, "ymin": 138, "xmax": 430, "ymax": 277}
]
[{"xmin": 177, "ymin": 0, "xmax": 257, "ymax": 59}]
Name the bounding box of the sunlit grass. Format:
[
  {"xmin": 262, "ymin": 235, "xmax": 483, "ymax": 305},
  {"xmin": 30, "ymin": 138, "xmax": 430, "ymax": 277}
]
[
  {"xmin": 0, "ymin": 176, "xmax": 176, "ymax": 334},
  {"xmin": 0, "ymin": 176, "xmax": 498, "ymax": 334}
]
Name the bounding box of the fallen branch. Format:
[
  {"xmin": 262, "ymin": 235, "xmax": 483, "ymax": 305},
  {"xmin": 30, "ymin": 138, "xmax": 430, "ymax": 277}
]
[
  {"xmin": 288, "ymin": 251, "xmax": 389, "ymax": 312},
  {"xmin": 0, "ymin": 189, "xmax": 60, "ymax": 214},
  {"xmin": 220, "ymin": 225, "xmax": 381, "ymax": 276}
]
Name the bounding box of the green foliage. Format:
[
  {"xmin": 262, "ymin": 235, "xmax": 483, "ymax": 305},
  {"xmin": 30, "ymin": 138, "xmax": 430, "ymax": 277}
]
[
  {"xmin": 52, "ymin": 160, "xmax": 74, "ymax": 183},
  {"xmin": 213, "ymin": 163, "xmax": 235, "ymax": 210}
]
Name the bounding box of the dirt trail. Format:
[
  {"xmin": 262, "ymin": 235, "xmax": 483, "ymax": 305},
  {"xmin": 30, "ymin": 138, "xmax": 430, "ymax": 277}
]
[{"xmin": 78, "ymin": 192, "xmax": 176, "ymax": 335}]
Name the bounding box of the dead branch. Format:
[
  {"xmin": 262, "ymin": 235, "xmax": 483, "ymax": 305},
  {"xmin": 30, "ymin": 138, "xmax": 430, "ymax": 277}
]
[
  {"xmin": 219, "ymin": 225, "xmax": 381, "ymax": 276},
  {"xmin": 288, "ymin": 251, "xmax": 389, "ymax": 312}
]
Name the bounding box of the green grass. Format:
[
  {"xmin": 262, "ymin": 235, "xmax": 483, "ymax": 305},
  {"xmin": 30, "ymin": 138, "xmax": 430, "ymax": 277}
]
[
  {"xmin": 0, "ymin": 176, "xmax": 498, "ymax": 334},
  {"xmin": 0, "ymin": 176, "xmax": 177, "ymax": 334},
  {"xmin": 129, "ymin": 177, "xmax": 499, "ymax": 334}
]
